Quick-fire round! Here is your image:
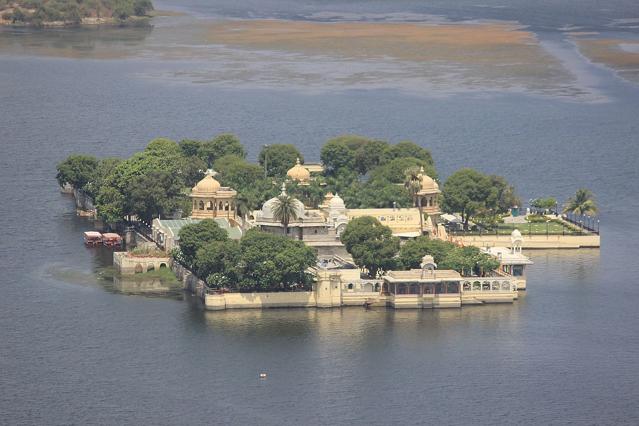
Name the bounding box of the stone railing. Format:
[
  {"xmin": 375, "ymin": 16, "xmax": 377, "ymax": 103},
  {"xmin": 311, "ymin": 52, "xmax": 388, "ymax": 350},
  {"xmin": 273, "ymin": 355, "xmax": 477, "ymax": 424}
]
[{"xmin": 461, "ymin": 277, "xmax": 517, "ymax": 293}]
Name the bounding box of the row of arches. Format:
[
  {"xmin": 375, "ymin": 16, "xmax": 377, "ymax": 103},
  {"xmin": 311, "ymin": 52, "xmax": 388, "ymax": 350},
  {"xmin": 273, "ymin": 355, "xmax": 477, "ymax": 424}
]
[
  {"xmin": 462, "ymin": 280, "xmax": 514, "ymax": 292},
  {"xmin": 194, "ymin": 199, "xmax": 236, "ymax": 212},
  {"xmin": 134, "ymin": 263, "xmax": 167, "ymax": 273}
]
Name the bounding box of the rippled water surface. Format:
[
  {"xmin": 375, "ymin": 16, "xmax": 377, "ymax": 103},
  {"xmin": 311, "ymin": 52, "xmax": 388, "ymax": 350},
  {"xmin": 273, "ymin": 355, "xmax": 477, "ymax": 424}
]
[{"xmin": 1, "ymin": 0, "xmax": 639, "ymax": 424}]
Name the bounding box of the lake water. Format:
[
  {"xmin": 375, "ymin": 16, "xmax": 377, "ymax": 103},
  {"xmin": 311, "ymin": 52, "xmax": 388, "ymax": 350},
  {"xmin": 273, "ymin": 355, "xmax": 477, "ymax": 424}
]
[{"xmin": 1, "ymin": 0, "xmax": 639, "ymax": 424}]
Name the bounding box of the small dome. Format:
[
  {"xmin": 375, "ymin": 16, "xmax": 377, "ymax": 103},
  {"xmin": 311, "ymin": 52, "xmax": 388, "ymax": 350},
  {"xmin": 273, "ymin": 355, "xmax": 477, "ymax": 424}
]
[
  {"xmin": 329, "ymin": 193, "xmax": 346, "ymax": 210},
  {"xmin": 287, "ymin": 158, "xmax": 311, "ymax": 182},
  {"xmin": 418, "ymin": 166, "xmax": 439, "ymax": 192},
  {"xmin": 193, "ymin": 170, "xmax": 221, "ymax": 194}
]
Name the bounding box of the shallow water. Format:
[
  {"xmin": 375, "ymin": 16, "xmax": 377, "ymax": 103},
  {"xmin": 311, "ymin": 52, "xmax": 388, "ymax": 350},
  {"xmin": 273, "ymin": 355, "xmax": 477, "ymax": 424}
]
[{"xmin": 1, "ymin": 0, "xmax": 639, "ymax": 424}]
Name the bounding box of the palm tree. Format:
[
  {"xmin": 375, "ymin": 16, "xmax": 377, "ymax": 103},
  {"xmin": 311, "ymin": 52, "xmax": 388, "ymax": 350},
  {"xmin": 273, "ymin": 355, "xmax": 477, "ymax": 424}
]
[
  {"xmin": 404, "ymin": 166, "xmax": 424, "ymax": 234},
  {"xmin": 563, "ymin": 189, "xmax": 598, "ymax": 216},
  {"xmin": 272, "ymin": 193, "xmax": 301, "ymax": 238}
]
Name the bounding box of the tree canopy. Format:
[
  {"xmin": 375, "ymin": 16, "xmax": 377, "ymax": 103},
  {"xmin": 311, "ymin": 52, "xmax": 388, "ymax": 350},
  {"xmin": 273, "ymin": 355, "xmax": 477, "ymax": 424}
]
[
  {"xmin": 340, "ymin": 216, "xmax": 400, "ymax": 277},
  {"xmin": 258, "ymin": 144, "xmax": 303, "ymax": 178},
  {"xmin": 398, "ymin": 236, "xmax": 500, "ymax": 277},
  {"xmin": 56, "ymin": 154, "xmax": 99, "ymax": 190},
  {"xmin": 178, "ymin": 219, "xmax": 230, "ymax": 266},
  {"xmin": 563, "ymin": 189, "xmax": 597, "ymax": 216},
  {"xmin": 442, "ymin": 168, "xmax": 519, "ymax": 229},
  {"xmin": 1, "ymin": 0, "xmax": 154, "ymax": 25},
  {"xmin": 182, "ymin": 228, "xmax": 317, "ymax": 292}
]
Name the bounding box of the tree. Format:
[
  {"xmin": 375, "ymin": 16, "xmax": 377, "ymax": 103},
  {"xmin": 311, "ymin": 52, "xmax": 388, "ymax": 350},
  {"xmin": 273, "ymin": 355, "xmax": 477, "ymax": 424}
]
[
  {"xmin": 404, "ymin": 166, "xmax": 424, "ymax": 234},
  {"xmin": 531, "ymin": 197, "xmax": 557, "ymax": 214},
  {"xmin": 441, "ymin": 168, "xmax": 492, "ymax": 230},
  {"xmin": 234, "ymin": 229, "xmax": 317, "ymax": 291},
  {"xmin": 214, "ymin": 155, "xmax": 264, "ymax": 191},
  {"xmin": 126, "ymin": 169, "xmax": 185, "ymax": 223},
  {"xmin": 385, "ymin": 140, "xmax": 434, "ymax": 166},
  {"xmin": 178, "ymin": 219, "xmax": 229, "ymax": 266},
  {"xmin": 258, "ymin": 144, "xmax": 303, "ymax": 177},
  {"xmin": 56, "ymin": 154, "xmax": 99, "ymax": 189},
  {"xmin": 320, "ymin": 136, "xmax": 358, "ymax": 176},
  {"xmin": 199, "ymin": 133, "xmax": 245, "ymax": 166},
  {"xmin": 353, "ymin": 139, "xmax": 389, "ymax": 174},
  {"xmin": 563, "ymin": 189, "xmax": 598, "ymax": 216},
  {"xmin": 398, "ymin": 237, "xmax": 456, "ymax": 269},
  {"xmin": 370, "ymin": 157, "xmax": 435, "ymax": 184},
  {"xmin": 271, "ymin": 193, "xmax": 302, "ymax": 237},
  {"xmin": 179, "ymin": 139, "xmax": 203, "ymax": 157},
  {"xmin": 484, "ymin": 175, "xmax": 520, "ymax": 218},
  {"xmin": 113, "ymin": 0, "xmax": 134, "ymax": 20},
  {"xmin": 133, "ymin": 0, "xmax": 153, "ymax": 16},
  {"xmin": 194, "ymin": 239, "xmax": 241, "ymax": 286},
  {"xmin": 340, "ymin": 216, "xmax": 400, "ymax": 277}
]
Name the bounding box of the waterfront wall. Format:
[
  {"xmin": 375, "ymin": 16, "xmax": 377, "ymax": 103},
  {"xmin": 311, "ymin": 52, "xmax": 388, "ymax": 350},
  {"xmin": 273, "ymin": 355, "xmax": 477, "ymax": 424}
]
[
  {"xmin": 456, "ymin": 234, "xmax": 600, "ymax": 249},
  {"xmin": 205, "ymin": 291, "xmax": 317, "ymax": 310},
  {"xmin": 113, "ymin": 252, "xmax": 171, "ymax": 274}
]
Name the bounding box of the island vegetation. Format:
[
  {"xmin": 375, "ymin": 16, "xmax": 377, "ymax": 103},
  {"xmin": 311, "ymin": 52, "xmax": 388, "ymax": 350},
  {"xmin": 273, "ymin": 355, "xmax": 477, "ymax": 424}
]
[
  {"xmin": 340, "ymin": 217, "xmax": 500, "ymax": 278},
  {"xmin": 0, "ymin": 0, "xmax": 153, "ymax": 26},
  {"xmin": 57, "ymin": 132, "xmax": 598, "ymax": 289},
  {"xmin": 175, "ymin": 220, "xmax": 317, "ymax": 292}
]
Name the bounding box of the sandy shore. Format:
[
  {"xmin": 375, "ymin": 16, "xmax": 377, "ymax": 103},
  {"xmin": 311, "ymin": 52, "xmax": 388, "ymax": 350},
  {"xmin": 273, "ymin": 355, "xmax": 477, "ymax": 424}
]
[{"xmin": 573, "ymin": 37, "xmax": 639, "ymax": 84}]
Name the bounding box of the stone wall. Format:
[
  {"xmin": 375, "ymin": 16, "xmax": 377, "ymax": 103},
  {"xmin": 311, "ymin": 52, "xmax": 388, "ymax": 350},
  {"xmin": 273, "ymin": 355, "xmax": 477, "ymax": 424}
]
[
  {"xmin": 456, "ymin": 234, "xmax": 600, "ymax": 249},
  {"xmin": 113, "ymin": 252, "xmax": 171, "ymax": 274}
]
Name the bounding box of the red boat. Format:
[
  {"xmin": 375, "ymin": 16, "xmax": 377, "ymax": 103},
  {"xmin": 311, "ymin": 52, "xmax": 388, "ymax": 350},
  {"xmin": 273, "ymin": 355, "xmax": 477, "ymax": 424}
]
[
  {"xmin": 102, "ymin": 233, "xmax": 123, "ymax": 247},
  {"xmin": 83, "ymin": 231, "xmax": 103, "ymax": 246}
]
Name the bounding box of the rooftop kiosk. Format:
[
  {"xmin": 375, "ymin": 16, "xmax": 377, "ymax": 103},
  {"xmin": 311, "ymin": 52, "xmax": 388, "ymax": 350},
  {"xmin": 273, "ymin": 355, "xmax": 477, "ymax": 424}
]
[
  {"xmin": 189, "ymin": 169, "xmax": 238, "ymax": 221},
  {"xmin": 481, "ymin": 230, "xmax": 534, "ymax": 290}
]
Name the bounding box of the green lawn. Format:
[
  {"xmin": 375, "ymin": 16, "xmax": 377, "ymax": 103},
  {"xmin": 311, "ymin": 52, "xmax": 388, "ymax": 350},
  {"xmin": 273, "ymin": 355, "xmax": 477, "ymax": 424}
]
[{"xmin": 494, "ymin": 221, "xmax": 583, "ymax": 235}]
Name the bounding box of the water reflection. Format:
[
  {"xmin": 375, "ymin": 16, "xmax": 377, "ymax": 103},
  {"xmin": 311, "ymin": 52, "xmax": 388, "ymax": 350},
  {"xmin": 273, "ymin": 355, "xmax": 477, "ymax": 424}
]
[{"xmin": 0, "ymin": 24, "xmax": 153, "ymax": 59}]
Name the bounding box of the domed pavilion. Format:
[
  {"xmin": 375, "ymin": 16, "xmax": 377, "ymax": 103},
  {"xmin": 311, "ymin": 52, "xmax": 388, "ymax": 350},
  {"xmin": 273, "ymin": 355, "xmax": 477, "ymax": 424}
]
[
  {"xmin": 189, "ymin": 169, "xmax": 238, "ymax": 220},
  {"xmin": 286, "ymin": 158, "xmax": 311, "ymax": 185}
]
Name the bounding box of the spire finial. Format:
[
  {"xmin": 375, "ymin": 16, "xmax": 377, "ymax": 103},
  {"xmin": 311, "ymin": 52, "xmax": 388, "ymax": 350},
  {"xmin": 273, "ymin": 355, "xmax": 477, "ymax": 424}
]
[
  {"xmin": 296, "ymin": 157, "xmax": 301, "ymax": 165},
  {"xmin": 280, "ymin": 182, "xmax": 287, "ymax": 196},
  {"xmin": 205, "ymin": 168, "xmax": 218, "ymax": 177}
]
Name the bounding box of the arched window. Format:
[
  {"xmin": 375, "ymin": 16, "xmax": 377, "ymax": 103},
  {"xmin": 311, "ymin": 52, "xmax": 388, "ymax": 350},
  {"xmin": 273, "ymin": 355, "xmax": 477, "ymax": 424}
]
[
  {"xmin": 463, "ymin": 281, "xmax": 471, "ymax": 291},
  {"xmin": 199, "ymin": 201, "xmax": 204, "ymax": 210},
  {"xmin": 347, "ymin": 283, "xmax": 353, "ymax": 290},
  {"xmin": 473, "ymin": 281, "xmax": 481, "ymax": 291},
  {"xmin": 134, "ymin": 264, "xmax": 143, "ymax": 274},
  {"xmin": 225, "ymin": 202, "xmax": 229, "ymax": 211},
  {"xmin": 374, "ymin": 283, "xmax": 380, "ymax": 292},
  {"xmin": 147, "ymin": 264, "xmax": 155, "ymax": 272},
  {"xmin": 160, "ymin": 263, "xmax": 167, "ymax": 269},
  {"xmin": 219, "ymin": 202, "xmax": 223, "ymax": 210},
  {"xmin": 206, "ymin": 201, "xmax": 213, "ymax": 211}
]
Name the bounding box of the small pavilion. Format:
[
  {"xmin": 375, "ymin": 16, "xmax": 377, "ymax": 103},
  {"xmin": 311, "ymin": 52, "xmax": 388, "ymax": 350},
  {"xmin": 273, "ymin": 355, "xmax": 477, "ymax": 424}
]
[
  {"xmin": 416, "ymin": 166, "xmax": 441, "ymax": 235},
  {"xmin": 189, "ymin": 169, "xmax": 238, "ymax": 221},
  {"xmin": 286, "ymin": 158, "xmax": 311, "ymax": 185}
]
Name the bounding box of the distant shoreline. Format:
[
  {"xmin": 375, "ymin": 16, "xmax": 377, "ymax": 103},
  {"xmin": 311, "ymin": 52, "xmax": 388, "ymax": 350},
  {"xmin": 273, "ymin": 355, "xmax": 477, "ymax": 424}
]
[{"xmin": 0, "ymin": 1, "xmax": 179, "ymax": 28}]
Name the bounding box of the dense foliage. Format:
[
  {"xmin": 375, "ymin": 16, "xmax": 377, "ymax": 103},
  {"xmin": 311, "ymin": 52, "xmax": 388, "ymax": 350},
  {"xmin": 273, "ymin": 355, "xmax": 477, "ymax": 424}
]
[
  {"xmin": 319, "ymin": 135, "xmax": 437, "ymax": 209},
  {"xmin": 441, "ymin": 168, "xmax": 520, "ymax": 230},
  {"xmin": 1, "ymin": 0, "xmax": 153, "ymax": 25},
  {"xmin": 398, "ymin": 236, "xmax": 500, "ymax": 277},
  {"xmin": 340, "ymin": 216, "xmax": 400, "ymax": 277},
  {"xmin": 180, "ymin": 227, "xmax": 317, "ymax": 292},
  {"xmin": 258, "ymin": 144, "xmax": 303, "ymax": 178},
  {"xmin": 563, "ymin": 189, "xmax": 597, "ymax": 216}
]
